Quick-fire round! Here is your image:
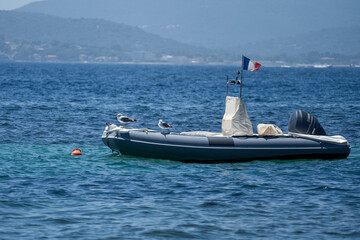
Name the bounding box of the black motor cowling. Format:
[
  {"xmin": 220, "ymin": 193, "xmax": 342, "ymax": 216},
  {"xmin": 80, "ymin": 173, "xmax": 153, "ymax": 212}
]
[{"xmin": 288, "ymin": 110, "xmax": 326, "ymax": 136}]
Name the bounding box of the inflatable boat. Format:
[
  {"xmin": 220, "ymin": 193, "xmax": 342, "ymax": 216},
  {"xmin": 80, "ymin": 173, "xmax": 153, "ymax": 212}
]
[
  {"xmin": 101, "ymin": 121, "xmax": 350, "ymax": 163},
  {"xmin": 102, "ymin": 71, "xmax": 350, "ymax": 162}
]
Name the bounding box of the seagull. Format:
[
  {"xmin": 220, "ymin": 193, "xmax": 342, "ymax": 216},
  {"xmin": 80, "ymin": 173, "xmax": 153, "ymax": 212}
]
[
  {"xmin": 116, "ymin": 113, "xmax": 138, "ymax": 127},
  {"xmin": 158, "ymin": 119, "xmax": 172, "ymax": 133}
]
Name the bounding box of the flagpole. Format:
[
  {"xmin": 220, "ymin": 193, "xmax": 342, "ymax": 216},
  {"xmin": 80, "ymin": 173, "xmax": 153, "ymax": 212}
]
[{"xmin": 240, "ymin": 55, "xmax": 244, "ymax": 98}]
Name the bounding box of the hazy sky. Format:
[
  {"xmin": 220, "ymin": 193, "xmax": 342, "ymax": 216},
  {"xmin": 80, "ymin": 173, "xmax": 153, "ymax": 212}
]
[{"xmin": 0, "ymin": 0, "xmax": 42, "ymax": 10}]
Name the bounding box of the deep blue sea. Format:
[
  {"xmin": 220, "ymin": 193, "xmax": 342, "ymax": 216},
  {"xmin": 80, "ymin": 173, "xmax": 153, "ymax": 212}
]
[{"xmin": 0, "ymin": 63, "xmax": 359, "ymax": 239}]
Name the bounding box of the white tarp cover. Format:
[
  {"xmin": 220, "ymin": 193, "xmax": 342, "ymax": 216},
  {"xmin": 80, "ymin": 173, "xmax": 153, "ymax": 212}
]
[
  {"xmin": 222, "ymin": 96, "xmax": 253, "ymax": 136},
  {"xmin": 257, "ymin": 124, "xmax": 284, "ymax": 136}
]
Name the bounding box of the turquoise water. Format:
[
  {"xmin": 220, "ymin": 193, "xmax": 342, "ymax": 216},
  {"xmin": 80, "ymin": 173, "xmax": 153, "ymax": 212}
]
[{"xmin": 0, "ymin": 63, "xmax": 360, "ymax": 239}]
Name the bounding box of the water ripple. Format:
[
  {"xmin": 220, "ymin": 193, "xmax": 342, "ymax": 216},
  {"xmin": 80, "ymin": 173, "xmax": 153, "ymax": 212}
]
[{"xmin": 0, "ymin": 64, "xmax": 359, "ymax": 239}]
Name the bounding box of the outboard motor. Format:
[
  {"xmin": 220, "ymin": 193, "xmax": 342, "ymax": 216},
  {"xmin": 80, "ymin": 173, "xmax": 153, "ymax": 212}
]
[{"xmin": 288, "ymin": 110, "xmax": 326, "ymax": 135}]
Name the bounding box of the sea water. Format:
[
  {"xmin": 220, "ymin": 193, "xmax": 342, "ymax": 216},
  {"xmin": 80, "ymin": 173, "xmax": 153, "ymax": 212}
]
[{"xmin": 0, "ymin": 63, "xmax": 359, "ymax": 239}]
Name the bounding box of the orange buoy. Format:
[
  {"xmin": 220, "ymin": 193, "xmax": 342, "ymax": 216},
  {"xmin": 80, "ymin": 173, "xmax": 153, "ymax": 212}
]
[{"xmin": 71, "ymin": 148, "xmax": 82, "ymax": 156}]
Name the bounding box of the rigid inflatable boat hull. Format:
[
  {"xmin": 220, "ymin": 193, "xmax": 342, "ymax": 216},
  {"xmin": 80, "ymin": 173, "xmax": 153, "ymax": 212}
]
[{"xmin": 102, "ymin": 130, "xmax": 350, "ymax": 162}]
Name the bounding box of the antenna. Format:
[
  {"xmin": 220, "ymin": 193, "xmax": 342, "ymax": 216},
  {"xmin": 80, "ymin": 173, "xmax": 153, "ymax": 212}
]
[{"xmin": 240, "ymin": 55, "xmax": 244, "ymax": 98}]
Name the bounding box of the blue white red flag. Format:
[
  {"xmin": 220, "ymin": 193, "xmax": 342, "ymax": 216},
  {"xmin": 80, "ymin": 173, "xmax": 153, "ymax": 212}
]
[{"xmin": 243, "ymin": 56, "xmax": 261, "ymax": 71}]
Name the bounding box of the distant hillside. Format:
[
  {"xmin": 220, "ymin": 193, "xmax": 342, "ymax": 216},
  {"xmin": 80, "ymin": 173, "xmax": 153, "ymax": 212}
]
[
  {"xmin": 0, "ymin": 10, "xmax": 359, "ymax": 65},
  {"xmin": 0, "ymin": 11, "xmax": 228, "ymax": 63},
  {"xmin": 0, "ymin": 11, "xmax": 208, "ymax": 55},
  {"xmin": 17, "ymin": 0, "xmax": 360, "ymax": 49},
  {"xmin": 236, "ymin": 26, "xmax": 360, "ymax": 57}
]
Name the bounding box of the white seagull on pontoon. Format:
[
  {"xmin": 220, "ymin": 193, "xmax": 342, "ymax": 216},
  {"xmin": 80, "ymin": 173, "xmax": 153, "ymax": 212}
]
[
  {"xmin": 116, "ymin": 113, "xmax": 138, "ymax": 127},
  {"xmin": 158, "ymin": 119, "xmax": 172, "ymax": 133}
]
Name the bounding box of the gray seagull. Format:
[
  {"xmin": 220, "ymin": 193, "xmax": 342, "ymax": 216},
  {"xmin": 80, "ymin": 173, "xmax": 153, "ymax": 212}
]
[
  {"xmin": 158, "ymin": 119, "xmax": 172, "ymax": 133},
  {"xmin": 116, "ymin": 113, "xmax": 137, "ymax": 127}
]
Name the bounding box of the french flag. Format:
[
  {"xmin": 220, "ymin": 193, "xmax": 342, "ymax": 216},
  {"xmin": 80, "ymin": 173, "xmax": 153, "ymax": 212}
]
[{"xmin": 243, "ymin": 56, "xmax": 261, "ymax": 71}]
